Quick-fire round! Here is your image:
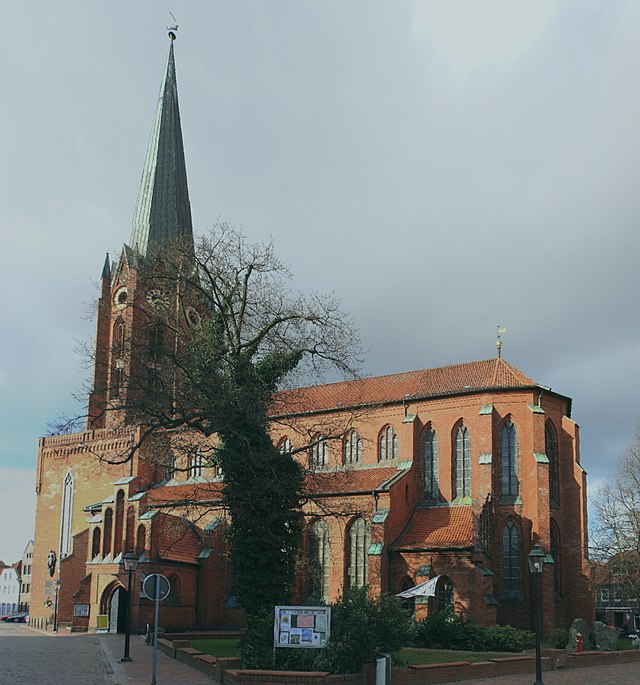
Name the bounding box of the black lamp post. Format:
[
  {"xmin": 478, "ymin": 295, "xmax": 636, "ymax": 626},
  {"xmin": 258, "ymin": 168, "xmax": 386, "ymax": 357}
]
[
  {"xmin": 121, "ymin": 550, "xmax": 139, "ymax": 663},
  {"xmin": 528, "ymin": 544, "xmax": 546, "ymax": 685},
  {"xmin": 52, "ymin": 579, "xmax": 61, "ymax": 632}
]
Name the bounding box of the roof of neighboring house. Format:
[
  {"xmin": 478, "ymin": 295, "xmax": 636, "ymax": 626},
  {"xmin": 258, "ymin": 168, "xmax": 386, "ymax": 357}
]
[
  {"xmin": 392, "ymin": 506, "xmax": 475, "ymax": 550},
  {"xmin": 272, "ymin": 358, "xmax": 542, "ymax": 417}
]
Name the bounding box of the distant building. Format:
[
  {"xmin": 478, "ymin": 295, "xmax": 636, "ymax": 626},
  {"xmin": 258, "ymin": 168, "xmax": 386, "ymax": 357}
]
[
  {"xmin": 0, "ymin": 564, "xmax": 20, "ymax": 617},
  {"xmin": 19, "ymin": 541, "xmax": 34, "ymax": 613},
  {"xmin": 593, "ymin": 557, "xmax": 640, "ymax": 632},
  {"xmin": 29, "ymin": 37, "xmax": 594, "ymax": 634}
]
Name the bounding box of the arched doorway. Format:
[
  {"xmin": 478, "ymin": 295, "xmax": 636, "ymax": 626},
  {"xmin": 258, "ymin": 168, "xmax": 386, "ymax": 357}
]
[{"xmin": 101, "ymin": 582, "xmax": 128, "ymax": 633}]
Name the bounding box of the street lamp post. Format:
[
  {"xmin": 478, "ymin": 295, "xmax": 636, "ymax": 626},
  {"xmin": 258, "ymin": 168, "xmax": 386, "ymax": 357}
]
[
  {"xmin": 528, "ymin": 544, "xmax": 546, "ymax": 685},
  {"xmin": 52, "ymin": 579, "xmax": 61, "ymax": 632},
  {"xmin": 121, "ymin": 550, "xmax": 139, "ymax": 663}
]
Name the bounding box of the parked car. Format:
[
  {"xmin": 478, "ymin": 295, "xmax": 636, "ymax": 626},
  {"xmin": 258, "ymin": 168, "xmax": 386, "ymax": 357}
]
[{"xmin": 1, "ymin": 612, "xmax": 28, "ymax": 623}]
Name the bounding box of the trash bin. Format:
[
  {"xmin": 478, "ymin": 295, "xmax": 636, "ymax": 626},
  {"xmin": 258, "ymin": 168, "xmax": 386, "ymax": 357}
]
[{"xmin": 376, "ymin": 652, "xmax": 391, "ymax": 685}]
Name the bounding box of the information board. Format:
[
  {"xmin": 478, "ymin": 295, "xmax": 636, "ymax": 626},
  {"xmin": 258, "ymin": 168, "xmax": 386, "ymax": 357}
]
[{"xmin": 273, "ymin": 606, "xmax": 330, "ymax": 648}]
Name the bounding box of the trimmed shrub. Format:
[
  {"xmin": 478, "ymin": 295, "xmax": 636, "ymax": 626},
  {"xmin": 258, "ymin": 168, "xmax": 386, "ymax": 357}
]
[
  {"xmin": 321, "ymin": 586, "xmax": 414, "ymax": 674},
  {"xmin": 547, "ymin": 628, "xmax": 570, "ymax": 649},
  {"xmin": 414, "ymin": 610, "xmax": 534, "ymax": 652}
]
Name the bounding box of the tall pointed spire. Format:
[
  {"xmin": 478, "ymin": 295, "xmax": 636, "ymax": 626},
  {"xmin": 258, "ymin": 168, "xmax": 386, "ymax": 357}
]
[{"xmin": 129, "ymin": 35, "xmax": 194, "ymax": 257}]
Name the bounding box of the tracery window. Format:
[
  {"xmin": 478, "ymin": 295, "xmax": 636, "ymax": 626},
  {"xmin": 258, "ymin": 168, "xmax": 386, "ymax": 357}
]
[
  {"xmin": 436, "ymin": 576, "xmax": 454, "ymax": 613},
  {"xmin": 502, "ymin": 520, "xmax": 521, "ymax": 598},
  {"xmin": 501, "ymin": 419, "xmax": 519, "ymax": 497},
  {"xmin": 347, "ymin": 517, "xmax": 370, "ymax": 588},
  {"xmin": 423, "ymin": 426, "xmax": 439, "ymax": 499},
  {"xmin": 277, "ymin": 437, "xmax": 292, "ymax": 454},
  {"xmin": 310, "ymin": 435, "xmax": 328, "ymax": 468},
  {"xmin": 189, "ymin": 452, "xmax": 204, "ymax": 479},
  {"xmin": 60, "ymin": 472, "xmax": 74, "ymax": 558},
  {"xmin": 343, "ymin": 430, "xmax": 363, "ymax": 465},
  {"xmin": 112, "ymin": 318, "xmax": 125, "ymax": 358},
  {"xmin": 546, "ymin": 421, "xmax": 560, "ymax": 507},
  {"xmin": 454, "ymin": 424, "xmax": 471, "ymax": 499},
  {"xmin": 378, "ymin": 425, "xmax": 398, "ymax": 461},
  {"xmin": 307, "ymin": 519, "xmax": 330, "ymax": 602}
]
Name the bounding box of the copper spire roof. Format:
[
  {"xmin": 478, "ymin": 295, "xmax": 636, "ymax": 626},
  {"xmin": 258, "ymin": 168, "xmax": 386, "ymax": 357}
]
[
  {"xmin": 129, "ymin": 40, "xmax": 194, "ymax": 257},
  {"xmin": 272, "ymin": 358, "xmax": 540, "ymax": 416}
]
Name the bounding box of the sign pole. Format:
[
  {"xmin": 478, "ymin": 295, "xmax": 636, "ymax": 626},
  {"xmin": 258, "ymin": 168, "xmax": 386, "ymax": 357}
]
[{"xmin": 151, "ymin": 578, "xmax": 160, "ymax": 685}]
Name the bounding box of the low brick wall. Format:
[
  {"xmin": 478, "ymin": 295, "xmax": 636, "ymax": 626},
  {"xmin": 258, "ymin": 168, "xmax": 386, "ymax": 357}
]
[
  {"xmin": 565, "ymin": 649, "xmax": 640, "ymax": 668},
  {"xmin": 223, "ymin": 669, "xmax": 363, "ymax": 685}
]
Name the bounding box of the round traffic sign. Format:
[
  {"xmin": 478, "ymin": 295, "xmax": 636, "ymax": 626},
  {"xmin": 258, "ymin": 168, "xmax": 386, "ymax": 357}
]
[{"xmin": 142, "ymin": 573, "xmax": 170, "ymax": 601}]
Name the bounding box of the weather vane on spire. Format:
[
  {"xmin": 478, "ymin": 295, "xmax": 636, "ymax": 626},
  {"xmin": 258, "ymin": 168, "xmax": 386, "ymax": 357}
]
[
  {"xmin": 168, "ymin": 12, "xmax": 179, "ymax": 41},
  {"xmin": 496, "ymin": 325, "xmax": 507, "ymax": 358}
]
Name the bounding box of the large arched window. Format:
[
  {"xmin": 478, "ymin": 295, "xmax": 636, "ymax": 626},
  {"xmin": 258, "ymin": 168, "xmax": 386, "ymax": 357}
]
[
  {"xmin": 60, "ymin": 471, "xmax": 74, "ymax": 558},
  {"xmin": 310, "ymin": 435, "xmax": 328, "ymax": 468},
  {"xmin": 423, "ymin": 426, "xmax": 439, "ymax": 499},
  {"xmin": 546, "ymin": 421, "xmax": 560, "ymax": 507},
  {"xmin": 550, "ymin": 522, "xmax": 562, "ymax": 601},
  {"xmin": 502, "ymin": 520, "xmax": 521, "ymax": 598},
  {"xmin": 501, "ymin": 419, "xmax": 519, "ymax": 497},
  {"xmin": 347, "ymin": 517, "xmax": 370, "ymax": 588},
  {"xmin": 308, "ymin": 519, "xmax": 330, "ymax": 602},
  {"xmin": 454, "ymin": 424, "xmax": 471, "ymax": 499},
  {"xmin": 378, "ymin": 425, "xmax": 398, "ymax": 461},
  {"xmin": 343, "ymin": 430, "xmax": 363, "ymax": 465}
]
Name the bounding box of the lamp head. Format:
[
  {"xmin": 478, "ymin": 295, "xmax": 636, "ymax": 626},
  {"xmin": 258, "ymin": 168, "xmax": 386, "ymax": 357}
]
[
  {"xmin": 122, "ymin": 550, "xmax": 139, "ymax": 572},
  {"xmin": 528, "ymin": 543, "xmax": 545, "ymax": 574}
]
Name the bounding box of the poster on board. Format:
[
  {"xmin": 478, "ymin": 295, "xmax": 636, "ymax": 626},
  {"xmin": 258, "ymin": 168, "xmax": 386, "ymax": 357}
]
[{"xmin": 273, "ymin": 606, "xmax": 331, "ymax": 649}]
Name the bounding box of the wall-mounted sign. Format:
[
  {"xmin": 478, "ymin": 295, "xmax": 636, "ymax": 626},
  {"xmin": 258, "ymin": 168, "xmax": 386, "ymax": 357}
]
[
  {"xmin": 273, "ymin": 606, "xmax": 330, "ymax": 648},
  {"xmin": 73, "ymin": 604, "xmax": 90, "ymax": 617}
]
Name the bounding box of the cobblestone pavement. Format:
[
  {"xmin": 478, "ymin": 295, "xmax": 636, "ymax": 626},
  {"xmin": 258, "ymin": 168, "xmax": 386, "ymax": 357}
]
[
  {"xmin": 0, "ymin": 623, "xmax": 114, "ymax": 685},
  {"xmin": 461, "ymin": 661, "xmax": 640, "ymax": 684}
]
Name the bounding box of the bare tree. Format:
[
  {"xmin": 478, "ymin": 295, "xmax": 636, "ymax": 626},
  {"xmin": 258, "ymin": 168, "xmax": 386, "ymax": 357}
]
[
  {"xmin": 84, "ymin": 223, "xmax": 362, "ymax": 626},
  {"xmin": 590, "ymin": 429, "xmax": 640, "ymax": 596}
]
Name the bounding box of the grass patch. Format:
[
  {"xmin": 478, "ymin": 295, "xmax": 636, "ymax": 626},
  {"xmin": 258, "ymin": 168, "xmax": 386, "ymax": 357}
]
[
  {"xmin": 189, "ymin": 639, "xmax": 241, "ymax": 658},
  {"xmin": 398, "ymin": 648, "xmax": 515, "ymax": 666}
]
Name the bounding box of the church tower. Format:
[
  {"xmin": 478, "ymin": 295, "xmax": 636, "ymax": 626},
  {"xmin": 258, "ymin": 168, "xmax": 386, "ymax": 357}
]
[{"xmin": 88, "ymin": 35, "xmax": 194, "ymax": 429}]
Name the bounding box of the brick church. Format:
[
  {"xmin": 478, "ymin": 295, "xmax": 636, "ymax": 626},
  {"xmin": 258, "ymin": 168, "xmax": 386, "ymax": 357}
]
[{"xmin": 30, "ymin": 37, "xmax": 593, "ymax": 635}]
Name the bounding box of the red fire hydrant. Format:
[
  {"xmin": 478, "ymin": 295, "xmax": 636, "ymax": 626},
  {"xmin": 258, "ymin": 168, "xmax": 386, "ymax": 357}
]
[{"xmin": 576, "ymin": 632, "xmax": 583, "ymax": 653}]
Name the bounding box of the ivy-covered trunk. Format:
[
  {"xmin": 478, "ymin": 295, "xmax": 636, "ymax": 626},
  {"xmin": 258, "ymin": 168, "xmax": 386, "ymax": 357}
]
[{"xmin": 219, "ymin": 426, "xmax": 304, "ymax": 617}]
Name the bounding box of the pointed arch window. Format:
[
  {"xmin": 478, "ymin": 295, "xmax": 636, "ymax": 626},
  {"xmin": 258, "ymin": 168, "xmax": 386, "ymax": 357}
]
[
  {"xmin": 454, "ymin": 424, "xmax": 471, "ymax": 499},
  {"xmin": 343, "ymin": 430, "xmax": 363, "ymax": 465},
  {"xmin": 112, "ymin": 318, "xmax": 126, "ymax": 358},
  {"xmin": 111, "ymin": 364, "xmax": 124, "ymax": 399},
  {"xmin": 60, "ymin": 472, "xmax": 74, "ymax": 558},
  {"xmin": 501, "ymin": 419, "xmax": 519, "ymax": 497},
  {"xmin": 379, "ymin": 425, "xmax": 398, "ymax": 461},
  {"xmin": 277, "ymin": 437, "xmax": 292, "ymax": 455},
  {"xmin": 502, "ymin": 520, "xmax": 522, "ymax": 599},
  {"xmin": 436, "ymin": 576, "xmax": 455, "ymax": 613},
  {"xmin": 308, "ymin": 519, "xmax": 330, "ymax": 602},
  {"xmin": 423, "ymin": 427, "xmax": 439, "ymax": 499},
  {"xmin": 347, "ymin": 517, "xmax": 370, "ymax": 588},
  {"xmin": 189, "ymin": 451, "xmax": 204, "ymax": 479},
  {"xmin": 310, "ymin": 435, "xmax": 328, "ymax": 468},
  {"xmin": 546, "ymin": 421, "xmax": 560, "ymax": 507},
  {"xmin": 149, "ymin": 322, "xmax": 165, "ymax": 360}
]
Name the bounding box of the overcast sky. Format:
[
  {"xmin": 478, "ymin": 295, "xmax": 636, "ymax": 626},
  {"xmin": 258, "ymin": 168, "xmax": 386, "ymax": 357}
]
[{"xmin": 1, "ymin": 0, "xmax": 639, "ymax": 563}]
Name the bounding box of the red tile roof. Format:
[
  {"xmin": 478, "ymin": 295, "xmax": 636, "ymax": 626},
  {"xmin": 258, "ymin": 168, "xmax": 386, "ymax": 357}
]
[
  {"xmin": 306, "ymin": 466, "xmax": 407, "ymax": 495},
  {"xmin": 393, "ymin": 506, "xmax": 475, "ymax": 550},
  {"xmin": 143, "ymin": 482, "xmax": 224, "ymax": 506},
  {"xmin": 272, "ymin": 359, "xmax": 537, "ymax": 416},
  {"xmin": 153, "ymin": 512, "xmax": 204, "ymax": 564}
]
